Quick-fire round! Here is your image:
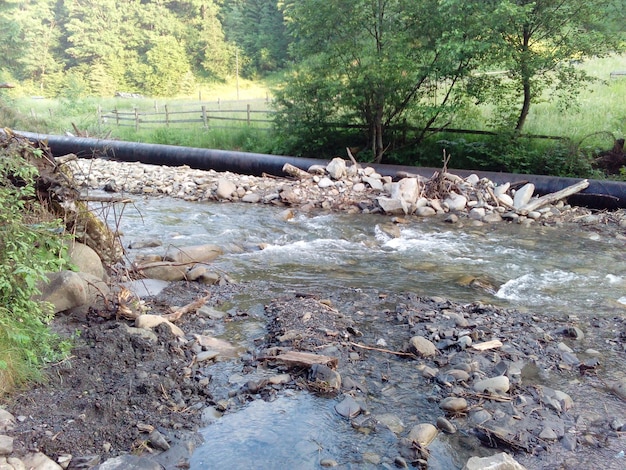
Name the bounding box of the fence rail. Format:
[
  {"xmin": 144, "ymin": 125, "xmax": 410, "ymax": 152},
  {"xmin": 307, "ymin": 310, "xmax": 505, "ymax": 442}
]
[{"xmin": 98, "ymin": 100, "xmax": 275, "ymax": 131}]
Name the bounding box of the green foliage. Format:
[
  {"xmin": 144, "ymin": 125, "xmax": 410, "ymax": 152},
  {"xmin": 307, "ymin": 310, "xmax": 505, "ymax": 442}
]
[
  {"xmin": 466, "ymin": 0, "xmax": 619, "ymax": 132},
  {"xmin": 274, "ymin": 0, "xmax": 493, "ymax": 163},
  {"xmin": 0, "ymin": 148, "xmax": 71, "ymax": 392}
]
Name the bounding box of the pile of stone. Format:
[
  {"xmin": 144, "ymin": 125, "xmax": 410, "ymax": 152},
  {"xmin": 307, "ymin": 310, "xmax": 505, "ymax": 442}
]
[{"xmin": 65, "ymin": 156, "xmax": 618, "ymax": 230}]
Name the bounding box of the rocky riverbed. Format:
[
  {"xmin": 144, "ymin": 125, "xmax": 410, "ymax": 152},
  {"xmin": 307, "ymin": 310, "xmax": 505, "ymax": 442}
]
[{"xmin": 1, "ymin": 156, "xmax": 626, "ymax": 470}]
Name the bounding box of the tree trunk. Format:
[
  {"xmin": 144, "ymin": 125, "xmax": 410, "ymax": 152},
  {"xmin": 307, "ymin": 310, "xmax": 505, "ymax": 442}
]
[{"xmin": 515, "ymin": 25, "xmax": 532, "ymax": 133}]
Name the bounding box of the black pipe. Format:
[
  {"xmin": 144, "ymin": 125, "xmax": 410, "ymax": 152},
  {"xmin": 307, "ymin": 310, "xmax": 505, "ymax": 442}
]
[{"xmin": 15, "ymin": 131, "xmax": 626, "ymax": 209}]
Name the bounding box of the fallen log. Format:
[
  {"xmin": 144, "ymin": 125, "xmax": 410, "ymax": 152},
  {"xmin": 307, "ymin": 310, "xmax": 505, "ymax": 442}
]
[
  {"xmin": 282, "ymin": 162, "xmax": 312, "ymax": 180},
  {"xmin": 518, "ymin": 179, "xmax": 589, "ymax": 215},
  {"xmin": 260, "ymin": 350, "xmax": 338, "ymax": 369}
]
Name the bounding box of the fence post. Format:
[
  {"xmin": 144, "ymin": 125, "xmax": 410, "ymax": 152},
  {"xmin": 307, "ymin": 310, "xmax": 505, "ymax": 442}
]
[
  {"xmin": 217, "ymin": 98, "xmax": 220, "ymax": 110},
  {"xmin": 115, "ymin": 108, "xmax": 119, "ymax": 126},
  {"xmin": 165, "ymin": 105, "xmax": 169, "ymax": 127},
  {"xmin": 97, "ymin": 105, "xmax": 101, "ymax": 126},
  {"xmin": 201, "ymin": 105, "xmax": 208, "ymax": 129},
  {"xmin": 247, "ymin": 103, "xmax": 251, "ymax": 126},
  {"xmin": 134, "ymin": 107, "xmax": 139, "ymax": 131},
  {"xmin": 154, "ymin": 100, "xmax": 158, "ymax": 113}
]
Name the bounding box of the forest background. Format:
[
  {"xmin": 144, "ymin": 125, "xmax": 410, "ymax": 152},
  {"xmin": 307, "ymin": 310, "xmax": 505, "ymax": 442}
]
[{"xmin": 0, "ymin": 0, "xmax": 625, "ymax": 176}]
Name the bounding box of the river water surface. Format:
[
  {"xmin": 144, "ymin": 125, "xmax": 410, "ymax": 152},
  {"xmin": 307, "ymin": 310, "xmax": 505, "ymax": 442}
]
[{"xmin": 112, "ymin": 196, "xmax": 626, "ymax": 469}]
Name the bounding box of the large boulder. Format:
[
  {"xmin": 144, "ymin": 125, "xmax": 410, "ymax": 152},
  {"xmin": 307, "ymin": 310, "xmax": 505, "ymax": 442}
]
[
  {"xmin": 68, "ymin": 241, "xmax": 107, "ymax": 280},
  {"xmin": 163, "ymin": 244, "xmax": 223, "ymax": 264},
  {"xmin": 37, "ymin": 270, "xmax": 110, "ymax": 313}
]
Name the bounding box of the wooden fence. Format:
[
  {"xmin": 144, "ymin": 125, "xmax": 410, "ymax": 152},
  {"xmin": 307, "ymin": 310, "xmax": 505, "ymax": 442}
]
[{"xmin": 97, "ymin": 99, "xmax": 275, "ymax": 131}]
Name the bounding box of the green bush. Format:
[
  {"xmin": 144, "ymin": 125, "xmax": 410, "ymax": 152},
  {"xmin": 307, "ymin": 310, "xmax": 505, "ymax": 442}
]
[{"xmin": 0, "ymin": 149, "xmax": 72, "ymax": 395}]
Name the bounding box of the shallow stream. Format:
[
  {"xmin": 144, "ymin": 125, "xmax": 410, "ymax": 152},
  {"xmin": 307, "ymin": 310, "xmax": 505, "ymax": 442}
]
[{"xmin": 111, "ymin": 196, "xmax": 626, "ymax": 469}]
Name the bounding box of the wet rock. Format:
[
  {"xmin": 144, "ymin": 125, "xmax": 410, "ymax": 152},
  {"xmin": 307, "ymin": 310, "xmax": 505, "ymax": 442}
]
[
  {"xmin": 320, "ymin": 458, "xmax": 338, "ymax": 467},
  {"xmin": 463, "ymin": 452, "xmax": 527, "ymax": 470},
  {"xmin": 136, "ymin": 262, "xmax": 188, "ymax": 281},
  {"xmin": 415, "ymin": 206, "xmax": 436, "ymax": 217},
  {"xmin": 148, "ymin": 429, "xmax": 170, "ymax": 451},
  {"xmin": 163, "ymin": 244, "xmax": 223, "ymax": 264},
  {"xmin": 376, "ymin": 413, "xmax": 405, "ymax": 434},
  {"xmin": 335, "ymin": 396, "xmax": 361, "ymax": 418},
  {"xmin": 377, "ymin": 196, "xmax": 408, "ymax": 215},
  {"xmin": 200, "ymin": 406, "xmax": 222, "ymax": 425},
  {"xmin": 473, "ymin": 376, "xmax": 510, "ymax": 394},
  {"xmin": 440, "ymin": 397, "xmax": 468, "ymax": 413},
  {"xmin": 407, "ymin": 423, "xmax": 438, "ymax": 447},
  {"xmin": 409, "ymin": 336, "xmax": 437, "ymax": 357},
  {"xmin": 436, "ymin": 416, "xmax": 457, "ymax": 434},
  {"xmin": 94, "ymin": 454, "xmax": 163, "ymax": 469},
  {"xmin": 308, "ymin": 364, "xmax": 342, "ymax": 392},
  {"xmin": 469, "ymin": 409, "xmax": 492, "ymax": 425}
]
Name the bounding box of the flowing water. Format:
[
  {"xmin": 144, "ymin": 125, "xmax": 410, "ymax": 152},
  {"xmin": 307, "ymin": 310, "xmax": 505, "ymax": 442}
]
[{"xmin": 111, "ymin": 196, "xmax": 626, "ymax": 469}]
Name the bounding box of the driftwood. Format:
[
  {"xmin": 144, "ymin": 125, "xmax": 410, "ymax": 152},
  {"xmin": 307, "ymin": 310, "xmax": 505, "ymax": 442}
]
[
  {"xmin": 162, "ymin": 294, "xmax": 211, "ymax": 322},
  {"xmin": 471, "ymin": 339, "xmax": 503, "ymax": 351},
  {"xmin": 282, "ymin": 163, "xmax": 311, "ymax": 180},
  {"xmin": 518, "ymin": 179, "xmax": 589, "ymax": 214},
  {"xmin": 349, "ymin": 341, "xmax": 417, "ymax": 358},
  {"xmin": 0, "ymin": 83, "xmax": 15, "ymax": 89},
  {"xmin": 260, "ymin": 350, "xmax": 338, "ymax": 369}
]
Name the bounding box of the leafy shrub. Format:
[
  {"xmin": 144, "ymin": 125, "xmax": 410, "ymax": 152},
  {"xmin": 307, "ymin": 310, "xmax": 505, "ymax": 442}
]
[{"xmin": 0, "ymin": 147, "xmax": 71, "ymax": 395}]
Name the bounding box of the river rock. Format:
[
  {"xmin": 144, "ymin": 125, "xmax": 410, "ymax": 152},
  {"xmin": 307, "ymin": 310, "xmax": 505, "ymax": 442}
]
[
  {"xmin": 444, "ymin": 192, "xmax": 468, "ymax": 211},
  {"xmin": 609, "ymin": 379, "xmax": 626, "ymax": 400},
  {"xmin": 513, "ymin": 183, "xmax": 535, "ymax": 209},
  {"xmin": 376, "ymin": 413, "xmax": 404, "ymax": 434},
  {"xmin": 193, "ymin": 335, "xmax": 240, "ymax": 358},
  {"xmin": 216, "ymin": 178, "xmax": 236, "ymax": 199},
  {"xmin": 440, "ymin": 397, "xmax": 468, "ymax": 413},
  {"xmin": 0, "ymin": 411, "xmax": 15, "ymax": 433},
  {"xmin": 463, "ymin": 452, "xmax": 527, "ymax": 470},
  {"xmin": 148, "ymin": 429, "xmax": 170, "ymax": 451},
  {"xmin": 136, "ymin": 261, "xmax": 188, "ymax": 281},
  {"xmin": 0, "ymin": 435, "xmax": 13, "ymax": 455},
  {"xmin": 473, "ymin": 376, "xmax": 510, "ymax": 394},
  {"xmin": 409, "ymin": 336, "xmax": 437, "ymax": 357},
  {"xmin": 391, "ymin": 178, "xmax": 420, "ymax": 205},
  {"xmin": 377, "ymin": 196, "xmax": 408, "ymax": 215},
  {"xmin": 309, "ymin": 363, "xmax": 342, "ymax": 391},
  {"xmin": 20, "ymin": 452, "xmax": 62, "ymax": 470},
  {"xmin": 326, "ymin": 158, "xmax": 347, "ymax": 180},
  {"xmin": 135, "ymin": 315, "xmax": 185, "ymax": 337},
  {"xmin": 201, "ymin": 406, "xmax": 222, "ymax": 425},
  {"xmin": 436, "ymin": 416, "xmax": 457, "ymax": 434},
  {"xmin": 38, "ymin": 270, "xmax": 110, "ymax": 313},
  {"xmin": 407, "ymin": 423, "xmax": 438, "ymax": 447},
  {"xmin": 469, "ymin": 207, "xmax": 486, "ymax": 220},
  {"xmin": 94, "ymin": 454, "xmax": 163, "ymax": 470},
  {"xmin": 68, "ymin": 242, "xmax": 107, "ymax": 280},
  {"xmin": 415, "ymin": 206, "xmax": 436, "ymax": 217},
  {"xmin": 335, "ymin": 396, "xmax": 361, "ymax": 418},
  {"xmin": 164, "ymin": 244, "xmax": 223, "ymax": 264},
  {"xmin": 363, "ymin": 176, "xmax": 384, "ymax": 191}
]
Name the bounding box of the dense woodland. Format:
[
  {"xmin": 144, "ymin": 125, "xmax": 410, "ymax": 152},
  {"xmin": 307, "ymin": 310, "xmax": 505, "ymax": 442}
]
[{"xmin": 0, "ymin": 0, "xmax": 624, "ymax": 166}]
